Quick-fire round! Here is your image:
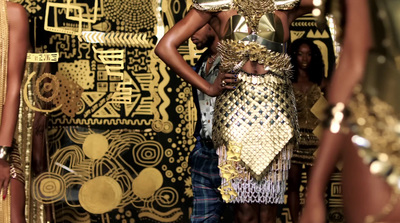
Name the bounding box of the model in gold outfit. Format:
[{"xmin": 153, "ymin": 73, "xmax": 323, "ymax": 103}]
[
  {"xmin": 287, "ymin": 38, "xmax": 325, "ymax": 223},
  {"xmin": 155, "ymin": 0, "xmax": 314, "ymax": 222},
  {"xmin": 301, "ymin": 0, "xmax": 400, "ymax": 222},
  {"xmin": 0, "ymin": 0, "xmax": 29, "ymax": 222}
]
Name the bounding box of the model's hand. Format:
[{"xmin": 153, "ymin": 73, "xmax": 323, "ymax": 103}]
[
  {"xmin": 300, "ymin": 195, "xmax": 326, "ymax": 223},
  {"xmin": 0, "ymin": 159, "xmax": 10, "ymax": 199},
  {"xmin": 207, "ymin": 71, "xmax": 238, "ymax": 96}
]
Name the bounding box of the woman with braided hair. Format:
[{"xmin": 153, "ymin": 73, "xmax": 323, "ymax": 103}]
[
  {"xmin": 0, "ymin": 0, "xmax": 29, "ymax": 222},
  {"xmin": 155, "ymin": 0, "xmax": 314, "ymax": 222}
]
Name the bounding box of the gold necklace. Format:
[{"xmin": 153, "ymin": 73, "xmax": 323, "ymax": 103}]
[{"xmin": 0, "ymin": 0, "xmax": 8, "ymax": 125}]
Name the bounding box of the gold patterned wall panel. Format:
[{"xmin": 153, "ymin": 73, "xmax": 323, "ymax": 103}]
[{"xmin": 16, "ymin": 0, "xmax": 200, "ymax": 222}]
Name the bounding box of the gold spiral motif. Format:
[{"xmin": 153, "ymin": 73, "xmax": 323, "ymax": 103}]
[
  {"xmin": 132, "ymin": 141, "xmax": 163, "ymax": 167},
  {"xmin": 32, "ymin": 172, "xmax": 66, "ymax": 204},
  {"xmin": 154, "ymin": 187, "xmax": 179, "ymax": 208},
  {"xmin": 34, "ymin": 73, "xmax": 60, "ymax": 103}
]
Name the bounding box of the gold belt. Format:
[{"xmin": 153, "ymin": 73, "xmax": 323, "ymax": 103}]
[{"xmin": 236, "ymin": 69, "xmax": 291, "ymax": 85}]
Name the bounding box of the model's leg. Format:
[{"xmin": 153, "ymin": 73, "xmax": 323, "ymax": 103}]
[
  {"xmin": 10, "ymin": 179, "xmax": 25, "ymax": 223},
  {"xmin": 288, "ymin": 163, "xmax": 302, "ymax": 223},
  {"xmin": 191, "ymin": 141, "xmax": 225, "ymax": 223},
  {"xmin": 259, "ymin": 204, "xmax": 277, "ymax": 223},
  {"xmin": 342, "ymin": 141, "xmax": 400, "ymax": 223},
  {"xmin": 234, "ymin": 203, "xmax": 259, "ymax": 223}
]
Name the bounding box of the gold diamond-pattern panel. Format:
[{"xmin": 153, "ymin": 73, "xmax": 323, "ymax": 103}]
[{"xmin": 213, "ymin": 75, "xmax": 297, "ymax": 179}]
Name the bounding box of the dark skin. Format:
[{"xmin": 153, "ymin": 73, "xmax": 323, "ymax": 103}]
[
  {"xmin": 155, "ymin": 3, "xmax": 313, "ymax": 97},
  {"xmin": 155, "ymin": 2, "xmax": 313, "ymax": 222},
  {"xmin": 0, "ymin": 2, "xmax": 29, "ymax": 223},
  {"xmin": 300, "ymin": 0, "xmax": 400, "ymax": 222},
  {"xmin": 190, "ymin": 24, "xmax": 219, "ymax": 74}
]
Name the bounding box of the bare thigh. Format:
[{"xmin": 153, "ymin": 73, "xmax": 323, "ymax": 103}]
[
  {"xmin": 234, "ymin": 203, "xmax": 277, "ymax": 223},
  {"xmin": 342, "ymin": 140, "xmax": 400, "ymax": 223}
]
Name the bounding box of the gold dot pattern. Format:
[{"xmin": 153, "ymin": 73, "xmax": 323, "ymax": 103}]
[{"xmin": 104, "ymin": 0, "xmax": 157, "ymax": 33}]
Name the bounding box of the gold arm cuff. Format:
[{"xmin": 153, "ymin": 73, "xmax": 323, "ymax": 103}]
[
  {"xmin": 322, "ymin": 102, "xmax": 350, "ymax": 134},
  {"xmin": 0, "ymin": 146, "xmax": 12, "ymax": 163}
]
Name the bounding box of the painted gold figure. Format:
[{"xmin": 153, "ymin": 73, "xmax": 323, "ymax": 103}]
[
  {"xmin": 301, "ymin": 0, "xmax": 400, "ymax": 222},
  {"xmin": 155, "ymin": 0, "xmax": 314, "ymax": 222},
  {"xmin": 0, "ymin": 0, "xmax": 29, "ymax": 222}
]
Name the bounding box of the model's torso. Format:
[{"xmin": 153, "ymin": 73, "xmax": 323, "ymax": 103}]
[
  {"xmin": 194, "ymin": 0, "xmax": 298, "ymax": 74},
  {"xmin": 293, "ymin": 83, "xmax": 321, "ymax": 129}
]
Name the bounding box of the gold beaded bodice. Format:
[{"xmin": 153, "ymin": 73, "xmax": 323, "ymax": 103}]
[
  {"xmin": 0, "ymin": 0, "xmax": 8, "ymax": 125},
  {"xmin": 294, "ymin": 84, "xmax": 322, "ymax": 130}
]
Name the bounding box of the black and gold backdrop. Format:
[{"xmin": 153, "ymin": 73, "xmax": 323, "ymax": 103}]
[{"xmin": 14, "ymin": 0, "xmax": 343, "ymax": 222}]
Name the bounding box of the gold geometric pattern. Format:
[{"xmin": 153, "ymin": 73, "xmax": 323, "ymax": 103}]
[{"xmin": 213, "ymin": 71, "xmax": 297, "ymax": 179}]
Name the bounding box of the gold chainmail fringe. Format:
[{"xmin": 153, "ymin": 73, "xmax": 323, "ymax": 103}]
[
  {"xmin": 0, "ymin": 188, "xmax": 11, "ymax": 223},
  {"xmin": 0, "ymin": 0, "xmax": 8, "ymax": 126}
]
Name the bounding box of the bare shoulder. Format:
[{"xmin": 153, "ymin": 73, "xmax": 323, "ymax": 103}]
[{"xmin": 6, "ymin": 2, "xmax": 29, "ymax": 30}]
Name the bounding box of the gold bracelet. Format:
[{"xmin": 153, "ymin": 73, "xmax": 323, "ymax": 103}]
[
  {"xmin": 322, "ymin": 102, "xmax": 350, "ymax": 134},
  {"xmin": 0, "ymin": 146, "xmax": 12, "ymax": 163}
]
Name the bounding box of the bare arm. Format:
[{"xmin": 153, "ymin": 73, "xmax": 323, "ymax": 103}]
[
  {"xmin": 300, "ymin": 0, "xmax": 371, "ymax": 222},
  {"xmin": 155, "ymin": 9, "xmax": 225, "ymax": 96},
  {"xmin": 287, "ymin": 0, "xmax": 314, "ymax": 25},
  {"xmin": 0, "ymin": 2, "xmax": 29, "ymax": 146},
  {"xmin": 0, "ymin": 2, "xmax": 29, "ymax": 198}
]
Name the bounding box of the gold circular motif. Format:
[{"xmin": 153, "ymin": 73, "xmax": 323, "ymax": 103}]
[
  {"xmin": 152, "ymin": 119, "xmax": 164, "ymax": 132},
  {"xmin": 33, "ymin": 172, "xmax": 65, "ymax": 203},
  {"xmin": 183, "ymin": 87, "xmax": 191, "ymax": 94},
  {"xmin": 176, "ymin": 166, "xmax": 183, "ymax": 173},
  {"xmin": 165, "ymin": 170, "xmax": 173, "ymax": 178},
  {"xmin": 162, "ymin": 121, "xmax": 173, "ymax": 133},
  {"xmin": 176, "ymin": 105, "xmax": 184, "ymax": 113},
  {"xmin": 83, "ymin": 134, "xmax": 109, "ymax": 160},
  {"xmin": 132, "ymin": 168, "xmax": 163, "ymax": 199},
  {"xmin": 154, "ymin": 187, "xmax": 179, "ymax": 207},
  {"xmin": 133, "ymin": 141, "xmax": 163, "ymax": 167},
  {"xmin": 35, "ymin": 73, "xmax": 60, "ymax": 103},
  {"xmin": 165, "ymin": 149, "xmax": 173, "ymax": 157},
  {"xmin": 79, "ymin": 176, "xmax": 122, "ymax": 214},
  {"xmin": 178, "ymin": 92, "xmax": 185, "ymax": 99},
  {"xmin": 181, "ymin": 161, "xmax": 188, "ymax": 169}
]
